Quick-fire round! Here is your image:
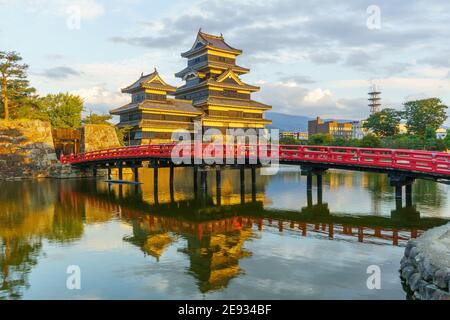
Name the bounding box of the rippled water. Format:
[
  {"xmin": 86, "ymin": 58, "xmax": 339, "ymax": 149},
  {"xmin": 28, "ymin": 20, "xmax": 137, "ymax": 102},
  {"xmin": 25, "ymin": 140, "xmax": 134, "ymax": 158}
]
[{"xmin": 1, "ymin": 167, "xmax": 449, "ymax": 299}]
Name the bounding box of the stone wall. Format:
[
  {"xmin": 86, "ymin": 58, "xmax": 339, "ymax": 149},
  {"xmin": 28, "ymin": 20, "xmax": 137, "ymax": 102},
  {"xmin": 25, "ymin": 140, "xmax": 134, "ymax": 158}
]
[
  {"xmin": 80, "ymin": 124, "xmax": 121, "ymax": 153},
  {"xmin": 0, "ymin": 120, "xmax": 58, "ymax": 180},
  {"xmin": 400, "ymin": 223, "xmax": 450, "ymax": 300}
]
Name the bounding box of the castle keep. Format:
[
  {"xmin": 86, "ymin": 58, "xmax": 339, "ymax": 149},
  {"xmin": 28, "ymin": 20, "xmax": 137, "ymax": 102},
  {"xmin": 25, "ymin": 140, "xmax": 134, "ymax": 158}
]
[{"xmin": 110, "ymin": 30, "xmax": 272, "ymax": 145}]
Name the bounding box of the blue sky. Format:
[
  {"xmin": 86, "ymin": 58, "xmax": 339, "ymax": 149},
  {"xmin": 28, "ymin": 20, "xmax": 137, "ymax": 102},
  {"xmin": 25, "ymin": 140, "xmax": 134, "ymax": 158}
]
[{"xmin": 1, "ymin": 0, "xmax": 450, "ymax": 124}]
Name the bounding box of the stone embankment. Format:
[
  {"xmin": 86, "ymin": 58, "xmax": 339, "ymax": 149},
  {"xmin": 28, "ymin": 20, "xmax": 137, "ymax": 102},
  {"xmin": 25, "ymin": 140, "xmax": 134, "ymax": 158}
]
[
  {"xmin": 0, "ymin": 120, "xmax": 115, "ymax": 180},
  {"xmin": 400, "ymin": 223, "xmax": 450, "ymax": 300},
  {"xmin": 0, "ymin": 120, "xmax": 58, "ymax": 180}
]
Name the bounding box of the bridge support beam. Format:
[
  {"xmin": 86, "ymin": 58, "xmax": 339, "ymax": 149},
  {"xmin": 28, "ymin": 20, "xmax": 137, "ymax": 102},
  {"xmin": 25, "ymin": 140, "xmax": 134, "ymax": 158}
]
[
  {"xmin": 200, "ymin": 169, "xmax": 207, "ymax": 191},
  {"xmin": 117, "ymin": 161, "xmax": 123, "ymax": 181},
  {"xmin": 301, "ymin": 166, "xmax": 327, "ymax": 209},
  {"xmin": 151, "ymin": 162, "xmax": 158, "ymax": 205},
  {"xmin": 240, "ymin": 167, "xmax": 245, "ymax": 204},
  {"xmin": 216, "ymin": 167, "xmax": 221, "ymax": 206},
  {"xmin": 317, "ymin": 174, "xmax": 323, "ymax": 205},
  {"xmin": 405, "ymin": 183, "xmax": 413, "ymax": 207},
  {"xmin": 251, "ymin": 166, "xmax": 257, "ymax": 202},
  {"xmin": 193, "ymin": 166, "xmax": 198, "ymax": 197},
  {"xmin": 169, "ymin": 164, "xmax": 174, "ymax": 203},
  {"xmin": 107, "ymin": 167, "xmax": 112, "ymax": 180},
  {"xmin": 388, "ymin": 174, "xmax": 415, "ymax": 210},
  {"xmin": 132, "ymin": 167, "xmax": 139, "ymax": 183}
]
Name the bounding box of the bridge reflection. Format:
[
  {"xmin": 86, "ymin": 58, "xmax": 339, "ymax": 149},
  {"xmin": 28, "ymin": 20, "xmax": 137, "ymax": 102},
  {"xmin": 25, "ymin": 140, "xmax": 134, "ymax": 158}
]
[{"xmin": 61, "ymin": 180, "xmax": 442, "ymax": 293}]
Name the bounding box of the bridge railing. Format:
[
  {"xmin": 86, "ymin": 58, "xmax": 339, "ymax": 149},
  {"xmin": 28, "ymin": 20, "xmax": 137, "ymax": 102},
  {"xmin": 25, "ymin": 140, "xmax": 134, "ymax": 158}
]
[{"xmin": 60, "ymin": 144, "xmax": 450, "ymax": 176}]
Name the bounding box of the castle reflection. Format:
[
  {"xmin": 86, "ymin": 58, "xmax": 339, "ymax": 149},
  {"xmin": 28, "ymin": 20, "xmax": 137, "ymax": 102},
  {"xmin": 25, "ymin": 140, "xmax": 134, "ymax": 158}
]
[{"xmin": 0, "ymin": 168, "xmax": 449, "ymax": 298}]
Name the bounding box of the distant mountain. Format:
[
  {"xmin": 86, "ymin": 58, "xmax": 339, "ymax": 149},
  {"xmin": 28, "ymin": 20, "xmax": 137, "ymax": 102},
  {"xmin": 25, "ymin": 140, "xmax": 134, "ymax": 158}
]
[
  {"xmin": 266, "ymin": 112, "xmax": 356, "ymax": 132},
  {"xmin": 266, "ymin": 112, "xmax": 312, "ymax": 132}
]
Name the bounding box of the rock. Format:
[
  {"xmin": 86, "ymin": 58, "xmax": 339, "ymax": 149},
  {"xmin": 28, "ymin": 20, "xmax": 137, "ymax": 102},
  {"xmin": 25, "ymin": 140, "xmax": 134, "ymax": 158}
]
[
  {"xmin": 405, "ymin": 241, "xmax": 418, "ymax": 258},
  {"xmin": 408, "ymin": 273, "xmax": 422, "ymax": 291},
  {"xmin": 409, "ymin": 246, "xmax": 420, "ymax": 259},
  {"xmin": 424, "ymin": 284, "xmax": 440, "ymax": 300},
  {"xmin": 80, "ymin": 124, "xmax": 120, "ymax": 153},
  {"xmin": 0, "ymin": 120, "xmax": 57, "ymax": 180},
  {"xmin": 402, "ymin": 265, "xmax": 416, "ymax": 280},
  {"xmin": 417, "ymin": 280, "xmax": 429, "ymax": 298},
  {"xmin": 433, "ymin": 269, "xmax": 450, "ymax": 290}
]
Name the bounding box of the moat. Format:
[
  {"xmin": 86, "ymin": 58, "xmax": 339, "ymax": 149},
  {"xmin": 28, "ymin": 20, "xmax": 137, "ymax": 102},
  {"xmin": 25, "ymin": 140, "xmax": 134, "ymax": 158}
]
[{"xmin": 1, "ymin": 167, "xmax": 449, "ymax": 300}]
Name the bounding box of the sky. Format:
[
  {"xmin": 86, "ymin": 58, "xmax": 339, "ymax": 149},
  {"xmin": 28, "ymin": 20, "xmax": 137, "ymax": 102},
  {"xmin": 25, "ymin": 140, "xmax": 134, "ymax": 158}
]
[{"xmin": 1, "ymin": 0, "xmax": 450, "ymax": 124}]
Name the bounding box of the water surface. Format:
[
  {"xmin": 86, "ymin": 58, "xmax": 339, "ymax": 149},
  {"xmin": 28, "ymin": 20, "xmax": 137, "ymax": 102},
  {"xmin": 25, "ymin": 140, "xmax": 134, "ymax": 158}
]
[{"xmin": 1, "ymin": 167, "xmax": 449, "ymax": 299}]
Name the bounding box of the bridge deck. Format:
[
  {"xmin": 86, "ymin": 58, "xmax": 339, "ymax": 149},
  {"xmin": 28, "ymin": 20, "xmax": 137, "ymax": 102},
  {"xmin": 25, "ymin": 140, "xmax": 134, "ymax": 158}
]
[{"xmin": 60, "ymin": 144, "xmax": 450, "ymax": 180}]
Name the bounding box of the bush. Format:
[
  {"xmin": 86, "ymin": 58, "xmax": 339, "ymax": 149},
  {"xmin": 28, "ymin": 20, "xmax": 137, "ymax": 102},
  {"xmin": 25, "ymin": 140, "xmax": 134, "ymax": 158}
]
[
  {"xmin": 308, "ymin": 134, "xmax": 333, "ymax": 146},
  {"xmin": 279, "ymin": 136, "xmax": 303, "ymax": 145},
  {"xmin": 358, "ymin": 134, "xmax": 382, "ymax": 148}
]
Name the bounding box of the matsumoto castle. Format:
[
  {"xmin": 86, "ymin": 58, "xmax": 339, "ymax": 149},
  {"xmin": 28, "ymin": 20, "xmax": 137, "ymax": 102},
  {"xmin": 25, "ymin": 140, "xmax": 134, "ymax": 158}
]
[{"xmin": 110, "ymin": 29, "xmax": 272, "ymax": 145}]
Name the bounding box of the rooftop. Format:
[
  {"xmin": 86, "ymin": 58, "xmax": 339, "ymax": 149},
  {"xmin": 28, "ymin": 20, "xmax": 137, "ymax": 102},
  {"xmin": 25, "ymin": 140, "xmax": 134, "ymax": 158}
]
[
  {"xmin": 121, "ymin": 69, "xmax": 177, "ymax": 94},
  {"xmin": 181, "ymin": 29, "xmax": 242, "ymax": 58}
]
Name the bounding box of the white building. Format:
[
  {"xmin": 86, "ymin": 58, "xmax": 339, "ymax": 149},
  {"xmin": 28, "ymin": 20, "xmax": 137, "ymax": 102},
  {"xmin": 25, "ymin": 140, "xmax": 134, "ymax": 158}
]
[{"xmin": 351, "ymin": 121, "xmax": 368, "ymax": 139}]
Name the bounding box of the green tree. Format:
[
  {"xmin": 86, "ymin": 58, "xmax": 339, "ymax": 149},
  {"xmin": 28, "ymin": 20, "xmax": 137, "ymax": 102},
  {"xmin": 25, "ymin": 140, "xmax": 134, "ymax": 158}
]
[
  {"xmin": 116, "ymin": 125, "xmax": 133, "ymax": 146},
  {"xmin": 0, "ymin": 51, "xmax": 36, "ymax": 120},
  {"xmin": 14, "ymin": 96, "xmax": 49, "ymax": 121},
  {"xmin": 39, "ymin": 93, "xmax": 84, "ymax": 128},
  {"xmin": 443, "ymin": 129, "xmax": 450, "ymax": 151},
  {"xmin": 82, "ymin": 112, "xmax": 113, "ymax": 125},
  {"xmin": 308, "ymin": 134, "xmax": 333, "ymax": 146},
  {"xmin": 404, "ymin": 98, "xmax": 447, "ymax": 136},
  {"xmin": 358, "ymin": 133, "xmax": 382, "ymax": 148},
  {"xmin": 279, "ymin": 136, "xmax": 302, "ymax": 145},
  {"xmin": 363, "ymin": 108, "xmax": 402, "ymax": 137}
]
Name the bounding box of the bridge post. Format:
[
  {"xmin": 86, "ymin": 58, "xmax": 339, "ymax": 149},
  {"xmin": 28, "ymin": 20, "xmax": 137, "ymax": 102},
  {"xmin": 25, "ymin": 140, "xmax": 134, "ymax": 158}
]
[
  {"xmin": 193, "ymin": 165, "xmax": 198, "ymax": 197},
  {"xmin": 389, "ymin": 174, "xmax": 415, "ymax": 210},
  {"xmin": 395, "ymin": 185, "xmax": 403, "ymax": 209},
  {"xmin": 317, "ymin": 174, "xmax": 323, "ymax": 205},
  {"xmin": 133, "ymin": 167, "xmax": 139, "ymax": 183},
  {"xmin": 107, "ymin": 167, "xmax": 112, "ymax": 180},
  {"xmin": 200, "ymin": 168, "xmax": 207, "ymax": 191},
  {"xmin": 251, "ymin": 166, "xmax": 257, "ymax": 202},
  {"xmin": 307, "ymin": 184, "xmax": 313, "ymax": 207},
  {"xmin": 170, "ymin": 164, "xmax": 174, "ymax": 203},
  {"xmin": 405, "ymin": 183, "xmax": 413, "ymax": 207},
  {"xmin": 240, "ymin": 167, "xmax": 245, "ymax": 204},
  {"xmin": 152, "ymin": 161, "xmax": 159, "ymax": 205},
  {"xmin": 92, "ymin": 167, "xmax": 97, "ymax": 177},
  {"xmin": 216, "ymin": 167, "xmax": 221, "ymax": 206},
  {"xmin": 306, "ymin": 174, "xmax": 313, "ymax": 192},
  {"xmin": 117, "ymin": 161, "xmax": 123, "ymax": 181}
]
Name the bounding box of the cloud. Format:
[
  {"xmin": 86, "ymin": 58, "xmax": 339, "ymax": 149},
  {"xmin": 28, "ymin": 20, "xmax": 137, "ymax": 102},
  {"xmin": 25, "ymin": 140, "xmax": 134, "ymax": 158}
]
[
  {"xmin": 25, "ymin": 0, "xmax": 104, "ymax": 21},
  {"xmin": 309, "ymin": 51, "xmax": 341, "ymax": 64},
  {"xmin": 38, "ymin": 66, "xmax": 81, "ymax": 79},
  {"xmin": 256, "ymin": 81, "xmax": 366, "ymax": 119},
  {"xmin": 279, "ymin": 75, "xmax": 316, "ymax": 85},
  {"xmin": 72, "ymin": 85, "xmax": 128, "ymax": 113}
]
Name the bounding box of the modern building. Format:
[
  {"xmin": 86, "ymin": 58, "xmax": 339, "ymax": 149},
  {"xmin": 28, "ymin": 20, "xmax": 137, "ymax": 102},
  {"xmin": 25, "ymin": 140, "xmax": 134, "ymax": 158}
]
[
  {"xmin": 436, "ymin": 128, "xmax": 447, "ymax": 139},
  {"xmin": 280, "ymin": 131, "xmax": 308, "ymax": 141},
  {"xmin": 351, "ymin": 121, "xmax": 368, "ymax": 139},
  {"xmin": 174, "ymin": 30, "xmax": 272, "ymax": 134},
  {"xmin": 308, "ymin": 117, "xmax": 353, "ymax": 139},
  {"xmin": 110, "ymin": 69, "xmax": 202, "ymax": 145}
]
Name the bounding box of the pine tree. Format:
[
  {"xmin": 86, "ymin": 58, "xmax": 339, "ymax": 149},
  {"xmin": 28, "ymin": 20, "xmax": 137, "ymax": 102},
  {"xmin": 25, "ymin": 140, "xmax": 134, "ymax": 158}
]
[{"xmin": 0, "ymin": 51, "xmax": 35, "ymax": 120}]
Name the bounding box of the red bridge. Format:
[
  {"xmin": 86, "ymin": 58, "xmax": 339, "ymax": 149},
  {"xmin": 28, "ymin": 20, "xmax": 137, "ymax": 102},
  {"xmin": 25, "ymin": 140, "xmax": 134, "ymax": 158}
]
[
  {"xmin": 60, "ymin": 143, "xmax": 450, "ymax": 181},
  {"xmin": 59, "ymin": 143, "xmax": 450, "ymax": 220}
]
